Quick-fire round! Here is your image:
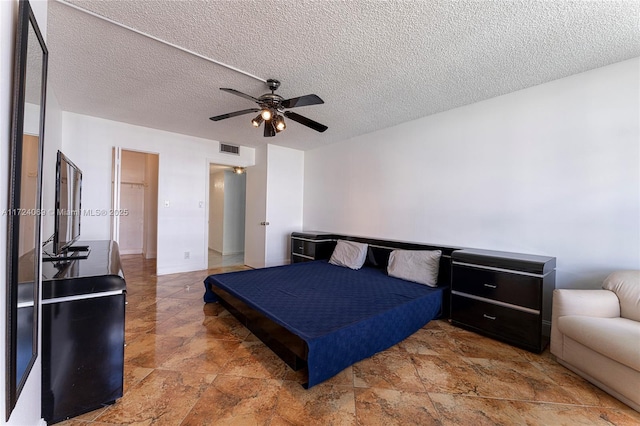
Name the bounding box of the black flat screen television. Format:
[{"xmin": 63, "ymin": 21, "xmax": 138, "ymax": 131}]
[{"xmin": 52, "ymin": 151, "xmax": 83, "ymax": 255}]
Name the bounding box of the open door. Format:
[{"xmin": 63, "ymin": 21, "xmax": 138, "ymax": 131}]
[
  {"xmin": 243, "ymin": 146, "xmax": 268, "ymax": 268},
  {"xmin": 111, "ymin": 147, "xmax": 159, "ymax": 259},
  {"xmin": 206, "ymin": 164, "xmax": 246, "ymax": 268},
  {"xmin": 111, "ymin": 147, "xmax": 121, "ymax": 243}
]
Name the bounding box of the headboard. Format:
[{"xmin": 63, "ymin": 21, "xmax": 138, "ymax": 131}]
[{"xmin": 336, "ymin": 235, "xmax": 460, "ymax": 288}]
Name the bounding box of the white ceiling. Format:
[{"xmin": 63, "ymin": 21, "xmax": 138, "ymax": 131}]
[{"xmin": 47, "ymin": 0, "xmax": 640, "ymax": 151}]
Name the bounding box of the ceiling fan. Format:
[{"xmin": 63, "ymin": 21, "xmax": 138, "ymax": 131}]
[{"xmin": 209, "ymin": 79, "xmax": 328, "ymax": 137}]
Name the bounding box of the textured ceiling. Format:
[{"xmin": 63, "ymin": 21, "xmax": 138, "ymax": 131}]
[{"xmin": 47, "ymin": 0, "xmax": 640, "ymax": 151}]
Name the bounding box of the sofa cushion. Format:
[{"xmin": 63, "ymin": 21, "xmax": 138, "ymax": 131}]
[
  {"xmin": 603, "ymin": 271, "xmax": 640, "ymax": 321},
  {"xmin": 558, "ymin": 316, "xmax": 640, "ymax": 371}
]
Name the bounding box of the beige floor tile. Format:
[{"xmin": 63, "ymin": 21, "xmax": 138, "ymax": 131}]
[
  {"xmin": 124, "ymin": 333, "xmax": 186, "ymax": 368},
  {"xmin": 180, "ymin": 375, "xmax": 282, "ymax": 425},
  {"xmin": 218, "ymin": 340, "xmax": 290, "ymax": 380},
  {"xmin": 123, "ymin": 365, "xmax": 154, "ymax": 393},
  {"xmin": 322, "ymin": 365, "xmax": 355, "ymax": 387},
  {"xmin": 195, "ymin": 315, "xmax": 251, "ymax": 341},
  {"xmin": 465, "ymin": 357, "xmax": 579, "ymax": 403},
  {"xmin": 397, "ymin": 327, "xmax": 460, "ymax": 357},
  {"xmin": 429, "ymin": 393, "xmax": 527, "ymax": 425},
  {"xmin": 508, "ymin": 400, "xmax": 640, "ymax": 426},
  {"xmin": 531, "ymin": 359, "xmax": 634, "ymax": 409},
  {"xmin": 353, "ymin": 350, "xmax": 426, "ymax": 392},
  {"xmin": 271, "ymin": 381, "xmax": 356, "ymax": 426},
  {"xmin": 158, "ymin": 335, "xmax": 241, "ymax": 375},
  {"xmin": 412, "ymin": 353, "xmax": 485, "ymax": 395},
  {"xmin": 95, "ymin": 369, "xmax": 211, "ymax": 425},
  {"xmin": 448, "ymin": 326, "xmax": 530, "ymax": 361},
  {"xmin": 152, "ymin": 314, "xmax": 207, "ymax": 338},
  {"xmin": 355, "ymin": 387, "xmax": 440, "ymax": 426}
]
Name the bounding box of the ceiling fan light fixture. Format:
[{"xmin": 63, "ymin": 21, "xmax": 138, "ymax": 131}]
[
  {"xmin": 275, "ymin": 115, "xmax": 286, "ymax": 132},
  {"xmin": 260, "ymin": 108, "xmax": 272, "ymax": 121},
  {"xmin": 251, "ymin": 115, "xmax": 263, "ymax": 127}
]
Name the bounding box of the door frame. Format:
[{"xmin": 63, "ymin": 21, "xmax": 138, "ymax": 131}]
[
  {"xmin": 204, "ymin": 159, "xmax": 248, "ymax": 268},
  {"xmin": 111, "ymin": 147, "xmax": 160, "ymax": 259}
]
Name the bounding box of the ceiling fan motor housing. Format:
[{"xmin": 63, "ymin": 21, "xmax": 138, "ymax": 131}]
[
  {"xmin": 267, "ymin": 79, "xmax": 281, "ymax": 92},
  {"xmin": 258, "ymin": 93, "xmax": 284, "ymax": 112}
]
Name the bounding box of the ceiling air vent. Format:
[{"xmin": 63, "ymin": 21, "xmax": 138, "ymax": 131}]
[{"xmin": 220, "ymin": 143, "xmax": 240, "ymax": 155}]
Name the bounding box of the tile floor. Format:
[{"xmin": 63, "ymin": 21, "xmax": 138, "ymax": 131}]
[
  {"xmin": 57, "ymin": 255, "xmax": 640, "ymax": 425},
  {"xmin": 208, "ymin": 249, "xmax": 244, "ymax": 269}
]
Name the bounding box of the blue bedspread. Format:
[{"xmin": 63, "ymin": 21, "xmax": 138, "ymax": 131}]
[{"xmin": 203, "ymin": 260, "xmax": 443, "ymax": 387}]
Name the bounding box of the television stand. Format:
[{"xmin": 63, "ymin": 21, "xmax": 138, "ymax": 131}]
[
  {"xmin": 41, "ymin": 240, "xmax": 126, "ymax": 424},
  {"xmin": 42, "ymin": 245, "xmax": 91, "ymax": 262},
  {"xmin": 68, "ymin": 244, "xmax": 90, "ymax": 252}
]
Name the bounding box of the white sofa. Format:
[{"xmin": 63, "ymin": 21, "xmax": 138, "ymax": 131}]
[{"xmin": 551, "ymin": 270, "xmax": 640, "ymax": 411}]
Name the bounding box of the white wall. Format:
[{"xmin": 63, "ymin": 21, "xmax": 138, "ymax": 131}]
[
  {"xmin": 304, "ymin": 58, "xmax": 640, "ymax": 289},
  {"xmin": 61, "ymin": 112, "xmax": 255, "ymax": 275},
  {"xmin": 41, "ymin": 94, "xmax": 63, "ymax": 240}
]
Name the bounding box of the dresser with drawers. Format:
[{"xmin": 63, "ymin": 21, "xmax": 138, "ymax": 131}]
[{"xmin": 450, "ymin": 248, "xmax": 556, "ymax": 353}]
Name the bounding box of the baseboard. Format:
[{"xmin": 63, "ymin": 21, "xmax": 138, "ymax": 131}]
[{"xmin": 120, "ymin": 249, "xmax": 143, "ymax": 255}]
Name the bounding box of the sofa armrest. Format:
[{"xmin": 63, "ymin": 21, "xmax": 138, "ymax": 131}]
[
  {"xmin": 551, "ymin": 289, "xmax": 620, "ymax": 358},
  {"xmin": 553, "ymin": 289, "xmax": 621, "ymax": 318}
]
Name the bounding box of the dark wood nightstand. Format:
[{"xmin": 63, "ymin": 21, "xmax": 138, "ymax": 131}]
[
  {"xmin": 290, "ymin": 232, "xmax": 337, "ymax": 263},
  {"xmin": 450, "ymin": 248, "xmax": 556, "ymax": 353}
]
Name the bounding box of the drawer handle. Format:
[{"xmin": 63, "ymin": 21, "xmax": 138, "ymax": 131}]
[
  {"xmin": 298, "ymin": 246, "xmax": 303, "ymax": 250},
  {"xmin": 484, "ymin": 283, "xmax": 497, "ymax": 289},
  {"xmin": 483, "ymin": 314, "xmax": 497, "ymax": 320}
]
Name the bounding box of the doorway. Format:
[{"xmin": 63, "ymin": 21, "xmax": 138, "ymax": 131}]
[
  {"xmin": 208, "ymin": 164, "xmax": 246, "ymax": 268},
  {"xmin": 112, "ymin": 148, "xmax": 159, "ymax": 260}
]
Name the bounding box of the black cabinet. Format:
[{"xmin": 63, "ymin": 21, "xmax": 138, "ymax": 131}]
[
  {"xmin": 450, "ymin": 248, "xmax": 555, "ymax": 353},
  {"xmin": 41, "ymin": 240, "xmax": 126, "ymax": 424},
  {"xmin": 291, "ymin": 232, "xmax": 337, "ymax": 263}
]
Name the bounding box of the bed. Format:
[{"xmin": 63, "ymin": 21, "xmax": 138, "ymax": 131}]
[{"xmin": 203, "ymin": 235, "xmax": 457, "ymax": 388}]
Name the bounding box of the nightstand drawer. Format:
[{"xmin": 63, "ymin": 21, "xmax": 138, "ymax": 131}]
[
  {"xmin": 452, "ymin": 264, "xmax": 541, "ymax": 310},
  {"xmin": 291, "ymin": 238, "xmax": 317, "ymax": 257},
  {"xmin": 292, "ymin": 253, "xmax": 314, "ymax": 263},
  {"xmin": 451, "ymin": 294, "xmax": 541, "ymax": 350},
  {"xmin": 290, "ymin": 235, "xmax": 336, "ymax": 264}
]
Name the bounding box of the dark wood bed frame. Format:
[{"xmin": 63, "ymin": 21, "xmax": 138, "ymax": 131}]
[{"xmin": 208, "ymin": 234, "xmax": 460, "ymax": 375}]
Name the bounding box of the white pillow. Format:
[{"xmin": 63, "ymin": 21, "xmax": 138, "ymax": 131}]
[
  {"xmin": 387, "ymin": 249, "xmax": 442, "ymax": 287},
  {"xmin": 329, "ymin": 240, "xmax": 368, "ymax": 270}
]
